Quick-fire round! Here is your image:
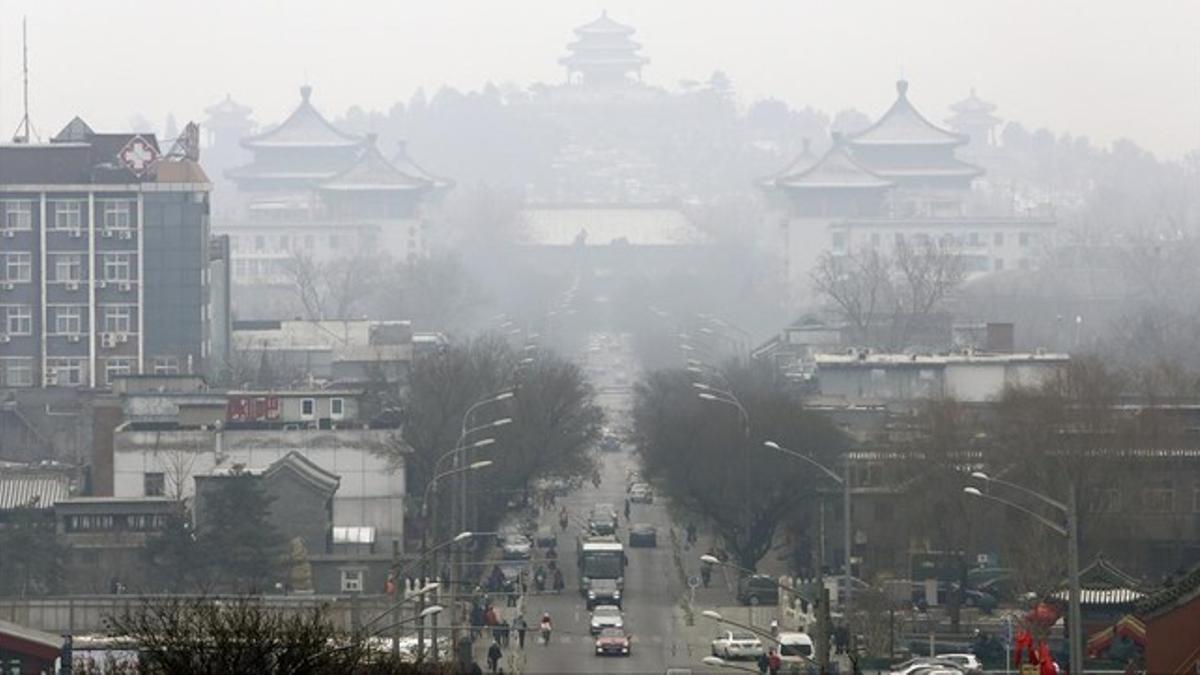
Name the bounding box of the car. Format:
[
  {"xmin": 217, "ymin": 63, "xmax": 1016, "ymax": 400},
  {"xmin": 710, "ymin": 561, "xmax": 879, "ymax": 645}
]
[
  {"xmin": 936, "ymin": 654, "xmax": 983, "ymax": 674},
  {"xmin": 586, "ymin": 578, "xmax": 622, "ymax": 609},
  {"xmin": 710, "ymin": 630, "xmax": 764, "ymax": 660},
  {"xmin": 589, "ymin": 605, "xmax": 624, "ymax": 635},
  {"xmin": 629, "ymin": 483, "xmax": 654, "ymax": 503},
  {"xmin": 496, "ymin": 524, "xmax": 524, "ymax": 547},
  {"xmin": 588, "ymin": 504, "xmax": 618, "ymax": 535},
  {"xmin": 534, "ymin": 526, "xmax": 557, "ymax": 548},
  {"xmin": 501, "ymin": 534, "xmax": 532, "ymax": 560},
  {"xmin": 737, "ymin": 574, "xmax": 780, "ymax": 606},
  {"xmin": 594, "ymin": 627, "xmax": 631, "ymax": 656},
  {"xmin": 777, "ymin": 631, "xmax": 815, "ymax": 665},
  {"xmin": 889, "ymin": 658, "xmax": 965, "ymax": 675},
  {"xmin": 629, "ymin": 523, "xmax": 658, "ymax": 548}
]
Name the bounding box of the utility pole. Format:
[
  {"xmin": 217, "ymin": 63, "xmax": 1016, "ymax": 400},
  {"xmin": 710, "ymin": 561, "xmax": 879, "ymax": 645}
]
[
  {"xmin": 814, "ymin": 501, "xmax": 830, "ymax": 674},
  {"xmin": 12, "ymin": 17, "xmax": 33, "ymax": 143}
]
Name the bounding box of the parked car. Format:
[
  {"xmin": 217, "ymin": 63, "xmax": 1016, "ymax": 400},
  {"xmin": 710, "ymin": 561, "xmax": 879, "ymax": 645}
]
[
  {"xmin": 589, "ymin": 605, "xmax": 624, "ymax": 635},
  {"xmin": 534, "ymin": 526, "xmax": 557, "ymax": 548},
  {"xmin": 629, "ymin": 523, "xmax": 658, "ymax": 548},
  {"xmin": 629, "ymin": 483, "xmax": 654, "ymax": 503},
  {"xmin": 710, "ymin": 630, "xmax": 764, "ymax": 660},
  {"xmin": 587, "ymin": 578, "xmax": 622, "ymax": 609},
  {"xmin": 737, "ymin": 574, "xmax": 780, "ymax": 606},
  {"xmin": 777, "ymin": 631, "xmax": 814, "ymax": 665},
  {"xmin": 889, "ymin": 658, "xmax": 965, "ymax": 675},
  {"xmin": 502, "ymin": 534, "xmax": 532, "ymax": 560},
  {"xmin": 594, "ymin": 627, "xmax": 631, "ymax": 656},
  {"xmin": 936, "ymin": 653, "xmax": 983, "ymax": 674}
]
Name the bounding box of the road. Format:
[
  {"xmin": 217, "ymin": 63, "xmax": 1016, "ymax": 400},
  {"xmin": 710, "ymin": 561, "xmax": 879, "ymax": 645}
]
[{"xmin": 515, "ymin": 332, "xmax": 696, "ymax": 674}]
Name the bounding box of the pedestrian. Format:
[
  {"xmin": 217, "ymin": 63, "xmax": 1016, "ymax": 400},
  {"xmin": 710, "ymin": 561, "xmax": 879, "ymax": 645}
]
[
  {"xmin": 515, "ymin": 615, "xmax": 528, "ymax": 649},
  {"xmin": 498, "ymin": 619, "xmax": 510, "ymax": 646},
  {"xmin": 506, "ymin": 589, "xmax": 517, "ymax": 607},
  {"xmin": 487, "ymin": 640, "xmax": 502, "ymax": 674},
  {"xmin": 686, "ymin": 522, "xmax": 697, "ymax": 546},
  {"xmin": 756, "ymin": 651, "xmax": 770, "ymax": 674},
  {"xmin": 624, "ymin": 498, "xmax": 631, "ymax": 519},
  {"xmin": 553, "ymin": 567, "xmax": 565, "ymax": 593},
  {"xmin": 768, "ymin": 649, "xmax": 782, "ymax": 675}
]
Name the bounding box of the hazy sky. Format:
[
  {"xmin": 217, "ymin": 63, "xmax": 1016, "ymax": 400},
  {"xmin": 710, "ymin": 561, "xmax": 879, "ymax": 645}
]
[{"xmin": 1, "ymin": 0, "xmax": 1197, "ymax": 158}]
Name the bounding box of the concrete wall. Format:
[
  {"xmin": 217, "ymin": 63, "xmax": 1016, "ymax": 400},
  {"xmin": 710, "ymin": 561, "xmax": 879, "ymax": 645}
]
[{"xmin": 112, "ymin": 428, "xmax": 406, "ymax": 552}]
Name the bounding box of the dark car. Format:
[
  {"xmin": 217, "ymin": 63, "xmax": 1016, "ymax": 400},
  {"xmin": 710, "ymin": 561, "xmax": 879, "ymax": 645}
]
[
  {"xmin": 588, "ymin": 504, "xmax": 618, "ymax": 536},
  {"xmin": 587, "ymin": 578, "xmax": 623, "ymax": 609},
  {"xmin": 534, "ymin": 526, "xmax": 557, "ymax": 548},
  {"xmin": 737, "ymin": 574, "xmax": 780, "ymax": 606},
  {"xmin": 629, "ymin": 523, "xmax": 657, "ymax": 548}
]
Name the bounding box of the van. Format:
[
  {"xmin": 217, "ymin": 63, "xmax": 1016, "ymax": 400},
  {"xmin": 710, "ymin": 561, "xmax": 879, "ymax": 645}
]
[{"xmin": 776, "ymin": 631, "xmax": 814, "ymax": 666}]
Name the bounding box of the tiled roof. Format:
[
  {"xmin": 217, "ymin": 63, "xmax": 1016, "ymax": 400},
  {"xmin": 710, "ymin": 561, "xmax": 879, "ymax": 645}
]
[
  {"xmin": 1053, "ymin": 556, "xmax": 1147, "ymax": 607},
  {"xmin": 242, "ymin": 86, "xmax": 361, "ymax": 149},
  {"xmin": 0, "ymin": 470, "xmax": 71, "ymax": 510},
  {"xmin": 1052, "ymin": 588, "xmax": 1145, "ymax": 606},
  {"xmin": 574, "ymin": 11, "xmax": 636, "ymax": 35},
  {"xmin": 949, "ymin": 88, "xmax": 997, "ymax": 115},
  {"xmin": 391, "ymin": 141, "xmax": 453, "ymax": 191},
  {"xmin": 771, "ymin": 139, "xmax": 892, "ymax": 190},
  {"xmin": 263, "ymin": 451, "xmax": 340, "ymax": 494},
  {"xmin": 1137, "ymin": 563, "xmax": 1200, "ymax": 618},
  {"xmin": 849, "ymin": 80, "xmax": 967, "ymax": 147},
  {"xmin": 320, "ymin": 137, "xmax": 430, "ymax": 192}
]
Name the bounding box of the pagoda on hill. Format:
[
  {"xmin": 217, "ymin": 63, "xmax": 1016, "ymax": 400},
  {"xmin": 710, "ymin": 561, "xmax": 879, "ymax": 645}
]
[
  {"xmin": 560, "ymin": 11, "xmax": 649, "ymax": 86},
  {"xmin": 845, "ymin": 80, "xmax": 982, "ymax": 192},
  {"xmin": 946, "ymin": 88, "xmax": 1001, "ymax": 152},
  {"xmin": 762, "ymin": 134, "xmax": 892, "ymax": 218}
]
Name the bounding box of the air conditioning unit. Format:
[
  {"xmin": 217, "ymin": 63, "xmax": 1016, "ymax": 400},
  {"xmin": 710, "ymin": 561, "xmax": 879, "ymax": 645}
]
[
  {"xmin": 70, "ymin": 230, "xmax": 82, "ymax": 238},
  {"xmin": 97, "ymin": 280, "xmax": 107, "ymax": 289},
  {"xmin": 2, "ymin": 282, "xmax": 13, "ymax": 291},
  {"xmin": 119, "ymin": 282, "xmax": 132, "ymax": 292},
  {"xmin": 100, "ymin": 333, "xmax": 116, "ymax": 349},
  {"xmin": 2, "ymin": 230, "xmax": 14, "ymax": 238},
  {"xmin": 0, "ymin": 334, "xmax": 10, "ymax": 343},
  {"xmin": 116, "ymin": 333, "xmax": 129, "ymax": 343},
  {"xmin": 67, "ymin": 334, "xmax": 81, "ymax": 343},
  {"xmin": 65, "ymin": 282, "xmax": 79, "ymax": 291},
  {"xmin": 119, "ymin": 231, "xmax": 133, "ymax": 240},
  {"xmin": 101, "ymin": 230, "xmax": 114, "ymax": 238}
]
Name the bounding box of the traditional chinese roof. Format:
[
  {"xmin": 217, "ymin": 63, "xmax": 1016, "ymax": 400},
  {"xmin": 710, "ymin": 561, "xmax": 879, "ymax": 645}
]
[
  {"xmin": 861, "ymin": 155, "xmax": 985, "ymax": 181},
  {"xmin": 769, "ymin": 136, "xmax": 892, "ymax": 190},
  {"xmin": 1052, "ymin": 556, "xmax": 1147, "ymax": 607},
  {"xmin": 241, "ymin": 85, "xmax": 361, "ymax": 150},
  {"xmin": 263, "ymin": 451, "xmax": 340, "ymax": 495},
  {"xmin": 949, "ymin": 88, "xmax": 997, "ymax": 115},
  {"xmin": 574, "ymin": 10, "xmax": 636, "ymax": 35},
  {"xmin": 391, "ymin": 141, "xmax": 454, "ymax": 191},
  {"xmin": 849, "ymin": 80, "xmax": 967, "ymax": 147},
  {"xmin": 204, "ymin": 94, "xmax": 253, "ymax": 122},
  {"xmin": 0, "ymin": 468, "xmax": 72, "ymax": 510},
  {"xmin": 1137, "ymin": 561, "xmax": 1200, "ymax": 619},
  {"xmin": 319, "ymin": 135, "xmax": 430, "ymax": 193}
]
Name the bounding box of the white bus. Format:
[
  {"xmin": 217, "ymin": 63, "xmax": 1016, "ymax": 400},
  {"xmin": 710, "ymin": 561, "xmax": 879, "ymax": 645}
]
[{"xmin": 577, "ymin": 536, "xmax": 626, "ymax": 592}]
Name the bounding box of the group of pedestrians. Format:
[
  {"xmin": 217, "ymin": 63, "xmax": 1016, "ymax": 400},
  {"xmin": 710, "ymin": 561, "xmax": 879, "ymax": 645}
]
[{"xmin": 755, "ymin": 649, "xmax": 783, "ymax": 674}]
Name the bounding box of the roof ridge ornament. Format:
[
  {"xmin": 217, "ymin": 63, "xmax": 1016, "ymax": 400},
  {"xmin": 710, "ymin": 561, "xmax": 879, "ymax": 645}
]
[
  {"xmin": 300, "ymin": 84, "xmax": 313, "ymax": 103},
  {"xmin": 896, "ymin": 79, "xmax": 909, "ymax": 97}
]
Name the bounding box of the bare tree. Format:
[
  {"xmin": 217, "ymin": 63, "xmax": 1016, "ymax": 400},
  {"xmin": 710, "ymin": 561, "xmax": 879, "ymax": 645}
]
[
  {"xmin": 283, "ymin": 252, "xmax": 387, "ymax": 321},
  {"xmin": 811, "ymin": 247, "xmax": 893, "ymax": 347}
]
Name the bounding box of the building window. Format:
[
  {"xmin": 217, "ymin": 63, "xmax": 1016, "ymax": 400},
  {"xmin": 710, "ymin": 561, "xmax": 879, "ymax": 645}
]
[
  {"xmin": 1019, "ymin": 232, "xmax": 1032, "ymax": 247},
  {"xmin": 45, "ymin": 357, "xmax": 85, "ymax": 387},
  {"xmin": 53, "ymin": 254, "xmax": 84, "ymax": 283},
  {"xmin": 331, "ymin": 398, "xmax": 344, "ymax": 419},
  {"xmin": 152, "ymin": 356, "xmax": 180, "ymax": 375},
  {"xmin": 51, "ymin": 200, "xmax": 83, "ymax": 231},
  {"xmin": 301, "ymin": 398, "xmax": 316, "ymax": 418},
  {"xmin": 1, "ymin": 253, "xmax": 31, "ymax": 283},
  {"xmin": 105, "ymin": 357, "xmax": 135, "ymax": 385},
  {"xmin": 340, "ymin": 569, "xmax": 364, "ymax": 593},
  {"xmin": 968, "ymin": 232, "xmax": 981, "ymax": 246},
  {"xmin": 102, "ymin": 253, "xmax": 133, "ymax": 282},
  {"xmin": 144, "ymin": 472, "xmax": 166, "ymax": 497},
  {"xmin": 255, "ymin": 236, "xmax": 265, "ymax": 252},
  {"xmin": 103, "ymin": 306, "xmax": 133, "ymax": 334},
  {"xmin": 831, "ymin": 232, "xmax": 847, "ymax": 252},
  {"xmin": 1, "ymin": 200, "xmax": 32, "ymax": 231},
  {"xmin": 993, "ymin": 232, "xmax": 1004, "ymax": 246},
  {"xmin": 2, "ymin": 305, "xmax": 33, "ymax": 336},
  {"xmin": 53, "ymin": 306, "xmax": 83, "ymax": 335},
  {"xmin": 1142, "ymin": 481, "xmax": 1174, "ymax": 513},
  {"xmin": 278, "ymin": 235, "xmax": 290, "ymax": 251},
  {"xmin": 0, "ymin": 357, "xmax": 34, "ymax": 387},
  {"xmin": 329, "ymin": 235, "xmax": 340, "ymax": 250},
  {"xmin": 305, "ymin": 235, "xmax": 314, "ymax": 250},
  {"xmin": 994, "ymin": 258, "xmax": 1005, "ymax": 271},
  {"xmin": 101, "ymin": 200, "xmax": 133, "ymax": 230}
]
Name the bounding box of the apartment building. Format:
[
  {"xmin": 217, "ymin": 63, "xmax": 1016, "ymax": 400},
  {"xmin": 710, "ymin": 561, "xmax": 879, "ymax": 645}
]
[{"xmin": 0, "ymin": 117, "xmax": 213, "ymax": 388}]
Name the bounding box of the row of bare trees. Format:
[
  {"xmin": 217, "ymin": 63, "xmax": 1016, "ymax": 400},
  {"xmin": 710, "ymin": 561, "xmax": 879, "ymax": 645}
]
[{"xmin": 810, "ymin": 237, "xmax": 966, "ymax": 350}]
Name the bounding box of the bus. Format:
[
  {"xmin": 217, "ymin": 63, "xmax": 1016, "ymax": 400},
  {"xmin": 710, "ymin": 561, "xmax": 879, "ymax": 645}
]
[{"xmin": 577, "ymin": 535, "xmax": 626, "ymax": 593}]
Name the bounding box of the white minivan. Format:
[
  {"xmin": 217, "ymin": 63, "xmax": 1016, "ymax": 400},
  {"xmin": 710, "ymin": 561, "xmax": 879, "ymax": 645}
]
[{"xmin": 776, "ymin": 631, "xmax": 815, "ymax": 667}]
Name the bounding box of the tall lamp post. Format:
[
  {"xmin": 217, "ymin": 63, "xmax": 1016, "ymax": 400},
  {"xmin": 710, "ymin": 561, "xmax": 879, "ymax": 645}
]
[
  {"xmin": 965, "ymin": 473, "xmax": 1081, "ymax": 675},
  {"xmin": 762, "ymin": 440, "xmax": 853, "ymax": 646}
]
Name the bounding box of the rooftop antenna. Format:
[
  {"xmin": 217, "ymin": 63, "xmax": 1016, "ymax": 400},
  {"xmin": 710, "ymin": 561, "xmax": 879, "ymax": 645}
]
[{"xmin": 11, "ymin": 17, "xmax": 35, "ymax": 143}]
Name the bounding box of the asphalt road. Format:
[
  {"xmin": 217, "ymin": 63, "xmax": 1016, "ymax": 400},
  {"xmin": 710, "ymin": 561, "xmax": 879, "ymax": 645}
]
[{"xmin": 517, "ymin": 332, "xmax": 694, "ymax": 674}]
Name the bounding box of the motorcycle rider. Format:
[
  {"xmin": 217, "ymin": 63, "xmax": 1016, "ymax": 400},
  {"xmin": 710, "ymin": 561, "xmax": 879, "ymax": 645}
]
[{"xmin": 540, "ymin": 612, "xmax": 553, "ymax": 645}]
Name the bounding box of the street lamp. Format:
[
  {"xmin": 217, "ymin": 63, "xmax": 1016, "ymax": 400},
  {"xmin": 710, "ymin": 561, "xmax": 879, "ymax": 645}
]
[
  {"xmin": 762, "ymin": 439, "xmax": 853, "ymax": 631},
  {"xmin": 964, "ymin": 476, "xmax": 1081, "ymax": 675}
]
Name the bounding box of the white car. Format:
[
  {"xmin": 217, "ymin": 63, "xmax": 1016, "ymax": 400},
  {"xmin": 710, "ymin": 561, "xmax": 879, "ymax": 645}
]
[
  {"xmin": 710, "ymin": 630, "xmax": 764, "ymax": 660},
  {"xmin": 889, "ymin": 658, "xmax": 965, "ymax": 675},
  {"xmin": 937, "ymin": 653, "xmax": 982, "ymax": 673},
  {"xmin": 589, "ymin": 605, "xmax": 624, "ymax": 635},
  {"xmin": 501, "ymin": 534, "xmax": 532, "ymax": 560}
]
